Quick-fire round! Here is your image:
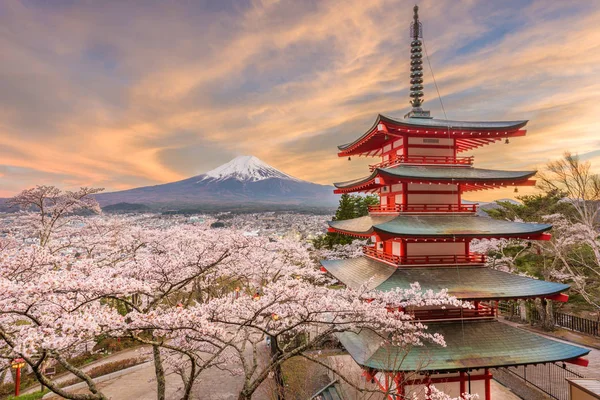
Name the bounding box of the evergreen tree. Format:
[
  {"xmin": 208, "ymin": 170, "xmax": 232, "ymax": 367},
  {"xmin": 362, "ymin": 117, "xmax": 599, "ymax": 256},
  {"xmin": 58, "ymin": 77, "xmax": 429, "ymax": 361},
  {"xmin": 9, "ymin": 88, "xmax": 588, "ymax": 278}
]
[{"xmin": 313, "ymin": 194, "xmax": 379, "ymax": 249}]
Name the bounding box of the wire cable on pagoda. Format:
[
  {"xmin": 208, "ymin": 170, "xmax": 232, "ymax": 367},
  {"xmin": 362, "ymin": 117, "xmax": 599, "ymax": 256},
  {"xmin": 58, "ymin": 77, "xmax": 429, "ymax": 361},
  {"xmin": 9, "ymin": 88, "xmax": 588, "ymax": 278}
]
[
  {"xmin": 418, "ymin": 5, "xmax": 468, "ymax": 343},
  {"xmin": 422, "ymin": 39, "xmax": 448, "ymax": 122}
]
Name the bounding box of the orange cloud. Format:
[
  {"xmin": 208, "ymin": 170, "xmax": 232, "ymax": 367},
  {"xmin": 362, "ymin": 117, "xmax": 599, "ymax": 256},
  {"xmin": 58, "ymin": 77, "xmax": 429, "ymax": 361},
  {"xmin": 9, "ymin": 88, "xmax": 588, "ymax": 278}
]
[{"xmin": 0, "ymin": 0, "xmax": 599, "ymax": 204}]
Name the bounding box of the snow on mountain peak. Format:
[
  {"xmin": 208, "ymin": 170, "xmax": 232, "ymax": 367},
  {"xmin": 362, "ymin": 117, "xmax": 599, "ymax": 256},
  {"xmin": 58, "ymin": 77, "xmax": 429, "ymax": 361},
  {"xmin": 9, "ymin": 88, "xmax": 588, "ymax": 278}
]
[{"xmin": 201, "ymin": 155, "xmax": 300, "ymax": 182}]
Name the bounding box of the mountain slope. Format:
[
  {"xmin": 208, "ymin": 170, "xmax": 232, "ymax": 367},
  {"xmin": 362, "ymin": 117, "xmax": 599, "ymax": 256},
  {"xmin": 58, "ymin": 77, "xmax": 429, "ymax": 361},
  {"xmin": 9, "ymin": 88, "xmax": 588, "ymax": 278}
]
[{"xmin": 94, "ymin": 156, "xmax": 338, "ymax": 209}]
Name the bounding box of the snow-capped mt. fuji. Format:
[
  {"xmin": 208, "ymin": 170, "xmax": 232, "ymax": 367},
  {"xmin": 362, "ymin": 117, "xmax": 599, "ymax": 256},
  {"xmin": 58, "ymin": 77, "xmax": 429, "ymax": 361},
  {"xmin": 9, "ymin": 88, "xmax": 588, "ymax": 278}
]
[
  {"xmin": 201, "ymin": 155, "xmax": 300, "ymax": 182},
  {"xmin": 94, "ymin": 155, "xmax": 338, "ymax": 210}
]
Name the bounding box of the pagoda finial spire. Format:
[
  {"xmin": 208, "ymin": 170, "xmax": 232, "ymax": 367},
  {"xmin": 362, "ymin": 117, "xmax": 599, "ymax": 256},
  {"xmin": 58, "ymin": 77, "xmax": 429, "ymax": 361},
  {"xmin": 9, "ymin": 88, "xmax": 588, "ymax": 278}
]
[{"xmin": 409, "ymin": 5, "xmax": 424, "ymax": 110}]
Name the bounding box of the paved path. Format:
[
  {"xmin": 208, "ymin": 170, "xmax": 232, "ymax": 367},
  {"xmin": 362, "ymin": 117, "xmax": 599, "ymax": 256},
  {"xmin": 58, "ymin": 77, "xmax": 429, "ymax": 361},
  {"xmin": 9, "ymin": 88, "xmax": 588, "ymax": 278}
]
[
  {"xmin": 22, "ymin": 346, "xmax": 151, "ymax": 396},
  {"xmin": 44, "ymin": 344, "xmax": 273, "ymax": 400}
]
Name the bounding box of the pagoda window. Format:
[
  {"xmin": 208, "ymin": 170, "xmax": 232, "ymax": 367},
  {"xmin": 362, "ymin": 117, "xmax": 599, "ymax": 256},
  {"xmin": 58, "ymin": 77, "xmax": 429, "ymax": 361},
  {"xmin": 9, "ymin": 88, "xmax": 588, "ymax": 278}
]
[
  {"xmin": 392, "ymin": 241, "xmax": 402, "ymax": 256},
  {"xmin": 380, "ymin": 196, "xmax": 387, "ymax": 205},
  {"xmin": 391, "ymin": 184, "xmax": 403, "ymax": 192},
  {"xmin": 376, "ymin": 241, "xmax": 384, "ymax": 252},
  {"xmin": 407, "ymin": 242, "xmax": 464, "ymax": 256},
  {"xmin": 408, "ymin": 146, "xmax": 454, "ymax": 157},
  {"xmin": 393, "ymin": 139, "xmax": 402, "ymax": 149},
  {"xmin": 408, "ymin": 137, "xmax": 453, "ymax": 146},
  {"xmin": 395, "ymin": 194, "xmax": 403, "ymax": 204},
  {"xmin": 383, "ymin": 144, "xmax": 392, "ymax": 153},
  {"xmin": 407, "ymin": 192, "xmax": 459, "ymax": 205},
  {"xmin": 408, "ymin": 183, "xmax": 458, "ymax": 191}
]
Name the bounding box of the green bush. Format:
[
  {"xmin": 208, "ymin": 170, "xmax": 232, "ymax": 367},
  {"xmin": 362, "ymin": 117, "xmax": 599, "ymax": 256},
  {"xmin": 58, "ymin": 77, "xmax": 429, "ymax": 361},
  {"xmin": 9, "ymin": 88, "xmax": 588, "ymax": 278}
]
[
  {"xmin": 60, "ymin": 358, "xmax": 146, "ymax": 388},
  {"xmin": 6, "ymin": 390, "xmax": 48, "ymax": 400}
]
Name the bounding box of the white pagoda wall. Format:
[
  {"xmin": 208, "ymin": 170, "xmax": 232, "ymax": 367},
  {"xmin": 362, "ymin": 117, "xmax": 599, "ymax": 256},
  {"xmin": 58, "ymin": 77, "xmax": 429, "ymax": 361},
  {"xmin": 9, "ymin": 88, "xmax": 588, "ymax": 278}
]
[
  {"xmin": 406, "ymin": 242, "xmax": 465, "ymax": 256},
  {"xmin": 406, "ymin": 137, "xmax": 454, "ymax": 157}
]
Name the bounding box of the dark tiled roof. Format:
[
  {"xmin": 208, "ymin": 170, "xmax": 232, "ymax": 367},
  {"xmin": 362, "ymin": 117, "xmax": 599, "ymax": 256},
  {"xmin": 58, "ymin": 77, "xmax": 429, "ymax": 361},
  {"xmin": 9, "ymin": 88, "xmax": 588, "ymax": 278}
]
[
  {"xmin": 328, "ymin": 215, "xmax": 551, "ymax": 238},
  {"xmin": 311, "ymin": 380, "xmax": 346, "ymax": 400},
  {"xmin": 328, "ymin": 215, "xmax": 396, "ymax": 235},
  {"xmin": 338, "ymin": 114, "xmax": 528, "ymax": 151},
  {"xmin": 337, "ymin": 320, "xmax": 590, "ymax": 372},
  {"xmin": 320, "ymin": 257, "xmax": 570, "ymax": 299},
  {"xmin": 334, "ymin": 166, "xmax": 536, "ymax": 189}
]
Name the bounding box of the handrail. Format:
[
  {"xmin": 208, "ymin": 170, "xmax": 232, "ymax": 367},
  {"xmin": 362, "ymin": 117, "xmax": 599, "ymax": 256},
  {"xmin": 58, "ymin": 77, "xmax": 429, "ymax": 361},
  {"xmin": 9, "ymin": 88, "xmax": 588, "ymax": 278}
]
[
  {"xmin": 369, "ymin": 155, "xmax": 474, "ymax": 171},
  {"xmin": 368, "ymin": 203, "xmax": 477, "ymax": 213},
  {"xmin": 363, "ymin": 246, "xmax": 486, "ymax": 265}
]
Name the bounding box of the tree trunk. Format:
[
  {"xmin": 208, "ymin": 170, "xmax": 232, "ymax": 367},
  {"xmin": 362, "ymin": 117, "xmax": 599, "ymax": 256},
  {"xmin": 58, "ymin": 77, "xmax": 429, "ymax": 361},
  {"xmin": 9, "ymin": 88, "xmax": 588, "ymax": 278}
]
[
  {"xmin": 519, "ymin": 300, "xmax": 528, "ymax": 322},
  {"xmin": 153, "ymin": 345, "xmax": 166, "ymax": 400},
  {"xmin": 535, "ymin": 298, "xmax": 547, "ymax": 328},
  {"xmin": 544, "ymin": 299, "xmax": 555, "ymax": 331},
  {"xmin": 237, "ymin": 393, "xmax": 251, "ymax": 400},
  {"xmin": 270, "ymin": 335, "xmax": 285, "ymax": 400}
]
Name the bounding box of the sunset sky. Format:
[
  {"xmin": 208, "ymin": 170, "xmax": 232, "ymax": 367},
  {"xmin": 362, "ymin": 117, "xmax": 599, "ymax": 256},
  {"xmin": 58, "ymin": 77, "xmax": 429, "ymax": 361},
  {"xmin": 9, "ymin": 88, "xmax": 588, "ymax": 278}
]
[{"xmin": 1, "ymin": 0, "xmax": 600, "ymax": 201}]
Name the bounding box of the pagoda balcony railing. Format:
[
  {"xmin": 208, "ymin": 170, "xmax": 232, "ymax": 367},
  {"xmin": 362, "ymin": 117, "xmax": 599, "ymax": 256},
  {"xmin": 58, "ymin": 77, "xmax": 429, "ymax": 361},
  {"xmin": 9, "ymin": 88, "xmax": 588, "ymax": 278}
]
[
  {"xmin": 369, "ymin": 155, "xmax": 474, "ymax": 171},
  {"xmin": 363, "ymin": 246, "xmax": 486, "ymax": 265},
  {"xmin": 368, "ymin": 203, "xmax": 477, "ymax": 214},
  {"xmin": 409, "ymin": 303, "xmax": 496, "ymax": 321}
]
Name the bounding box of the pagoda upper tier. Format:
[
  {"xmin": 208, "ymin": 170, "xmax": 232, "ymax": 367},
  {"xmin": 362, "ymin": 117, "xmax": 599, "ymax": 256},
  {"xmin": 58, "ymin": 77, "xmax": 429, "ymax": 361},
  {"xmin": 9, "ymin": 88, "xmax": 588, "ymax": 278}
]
[
  {"xmin": 334, "ymin": 165, "xmax": 536, "ymax": 194},
  {"xmin": 328, "ymin": 214, "xmax": 551, "ymax": 240},
  {"xmin": 338, "ymin": 114, "xmax": 527, "ymax": 158}
]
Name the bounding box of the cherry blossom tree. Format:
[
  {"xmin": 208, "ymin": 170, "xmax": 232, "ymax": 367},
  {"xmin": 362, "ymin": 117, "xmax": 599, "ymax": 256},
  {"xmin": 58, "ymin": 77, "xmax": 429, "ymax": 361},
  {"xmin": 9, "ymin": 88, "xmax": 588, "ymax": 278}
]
[
  {"xmin": 7, "ymin": 185, "xmax": 103, "ymax": 247},
  {"xmin": 537, "ymin": 153, "xmax": 600, "ymax": 311},
  {"xmin": 0, "ymin": 186, "xmax": 471, "ymax": 400}
]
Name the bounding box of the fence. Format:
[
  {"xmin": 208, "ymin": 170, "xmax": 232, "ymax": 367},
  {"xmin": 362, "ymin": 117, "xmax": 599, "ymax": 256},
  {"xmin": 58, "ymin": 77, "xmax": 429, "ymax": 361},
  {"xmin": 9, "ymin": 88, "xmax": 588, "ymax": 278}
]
[
  {"xmin": 498, "ymin": 301, "xmax": 600, "ymax": 337},
  {"xmin": 503, "ymin": 363, "xmax": 584, "ymax": 400}
]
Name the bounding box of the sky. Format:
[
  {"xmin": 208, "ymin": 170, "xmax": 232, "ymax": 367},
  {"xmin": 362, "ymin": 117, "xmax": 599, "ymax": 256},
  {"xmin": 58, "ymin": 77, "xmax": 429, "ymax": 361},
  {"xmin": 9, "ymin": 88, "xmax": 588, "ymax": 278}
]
[{"xmin": 1, "ymin": 0, "xmax": 600, "ymax": 201}]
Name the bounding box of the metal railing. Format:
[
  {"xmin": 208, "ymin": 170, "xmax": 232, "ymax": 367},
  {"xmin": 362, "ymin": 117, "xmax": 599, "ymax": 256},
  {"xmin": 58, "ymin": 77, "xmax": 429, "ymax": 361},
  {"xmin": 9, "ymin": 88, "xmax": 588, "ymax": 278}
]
[
  {"xmin": 363, "ymin": 246, "xmax": 486, "ymax": 265},
  {"xmin": 498, "ymin": 301, "xmax": 600, "ymax": 337},
  {"xmin": 368, "ymin": 203, "xmax": 477, "ymax": 213},
  {"xmin": 369, "ymin": 155, "xmax": 474, "ymax": 171},
  {"xmin": 503, "ymin": 363, "xmax": 584, "ymax": 400}
]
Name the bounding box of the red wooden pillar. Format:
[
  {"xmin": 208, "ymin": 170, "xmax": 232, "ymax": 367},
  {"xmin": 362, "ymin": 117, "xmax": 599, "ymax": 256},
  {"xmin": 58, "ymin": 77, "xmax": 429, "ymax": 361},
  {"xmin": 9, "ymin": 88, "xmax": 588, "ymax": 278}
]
[
  {"xmin": 15, "ymin": 367, "xmax": 21, "ymax": 397},
  {"xmin": 459, "ymin": 371, "xmax": 466, "ymax": 396},
  {"xmin": 394, "ymin": 372, "xmax": 405, "ymax": 399},
  {"xmin": 485, "ymin": 368, "xmax": 492, "ymax": 400}
]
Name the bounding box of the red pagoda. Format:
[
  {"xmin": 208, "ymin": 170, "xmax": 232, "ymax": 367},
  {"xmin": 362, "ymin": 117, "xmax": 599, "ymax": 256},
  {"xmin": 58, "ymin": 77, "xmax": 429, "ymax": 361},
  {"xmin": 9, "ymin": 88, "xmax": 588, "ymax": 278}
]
[{"xmin": 320, "ymin": 6, "xmax": 590, "ymax": 399}]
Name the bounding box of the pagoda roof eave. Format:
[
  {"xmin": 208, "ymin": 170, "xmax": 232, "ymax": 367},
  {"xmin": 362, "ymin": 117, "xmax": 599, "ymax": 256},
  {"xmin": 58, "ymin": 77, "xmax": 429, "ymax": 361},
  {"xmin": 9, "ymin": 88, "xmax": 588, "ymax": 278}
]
[
  {"xmin": 337, "ymin": 114, "xmax": 529, "ymax": 156},
  {"xmin": 327, "ymin": 215, "xmax": 396, "ymax": 236},
  {"xmin": 333, "ymin": 166, "xmax": 537, "ymax": 190},
  {"xmin": 337, "ymin": 320, "xmax": 589, "ymax": 373},
  {"xmin": 328, "ymin": 215, "xmax": 552, "ymax": 239},
  {"xmin": 320, "ymin": 257, "xmax": 570, "ymax": 300}
]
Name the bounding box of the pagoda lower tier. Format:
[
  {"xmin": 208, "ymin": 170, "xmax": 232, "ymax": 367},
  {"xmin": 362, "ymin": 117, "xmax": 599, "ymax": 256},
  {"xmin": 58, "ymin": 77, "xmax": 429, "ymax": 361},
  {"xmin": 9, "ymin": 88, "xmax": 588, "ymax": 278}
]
[
  {"xmin": 320, "ymin": 257, "xmax": 569, "ymax": 302},
  {"xmin": 337, "ymin": 320, "xmax": 590, "ymax": 376},
  {"xmin": 334, "ymin": 165, "xmax": 536, "ymax": 194}
]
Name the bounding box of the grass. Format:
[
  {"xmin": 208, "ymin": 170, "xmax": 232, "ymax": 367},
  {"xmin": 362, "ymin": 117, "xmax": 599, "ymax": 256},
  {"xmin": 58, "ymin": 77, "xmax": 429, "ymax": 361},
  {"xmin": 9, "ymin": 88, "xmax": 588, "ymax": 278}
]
[{"xmin": 6, "ymin": 390, "xmax": 49, "ymax": 400}]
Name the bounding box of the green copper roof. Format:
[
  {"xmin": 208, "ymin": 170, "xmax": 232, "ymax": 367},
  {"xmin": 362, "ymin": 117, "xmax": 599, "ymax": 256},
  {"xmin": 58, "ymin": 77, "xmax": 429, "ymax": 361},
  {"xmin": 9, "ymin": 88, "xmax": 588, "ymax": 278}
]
[
  {"xmin": 320, "ymin": 257, "xmax": 570, "ymax": 300},
  {"xmin": 337, "ymin": 320, "xmax": 589, "ymax": 372},
  {"xmin": 338, "ymin": 114, "xmax": 528, "ymax": 151},
  {"xmin": 328, "ymin": 215, "xmax": 396, "ymax": 235},
  {"xmin": 333, "ymin": 165, "xmax": 536, "ymax": 189},
  {"xmin": 328, "ymin": 215, "xmax": 551, "ymax": 238}
]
